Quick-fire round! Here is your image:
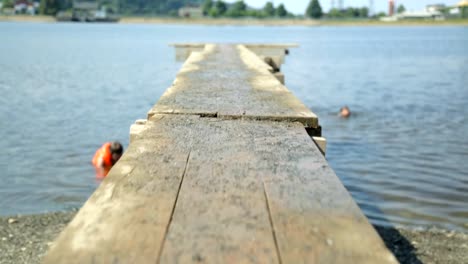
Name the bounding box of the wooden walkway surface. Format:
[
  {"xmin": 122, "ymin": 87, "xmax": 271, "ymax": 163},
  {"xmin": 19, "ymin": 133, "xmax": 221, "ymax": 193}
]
[
  {"xmin": 149, "ymin": 44, "xmax": 317, "ymax": 129},
  {"xmin": 43, "ymin": 44, "xmax": 397, "ymax": 264}
]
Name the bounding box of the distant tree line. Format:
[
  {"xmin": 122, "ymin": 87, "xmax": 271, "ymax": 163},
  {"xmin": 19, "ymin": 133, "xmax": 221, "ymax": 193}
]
[
  {"xmin": 201, "ymin": 0, "xmax": 292, "ymax": 18},
  {"xmin": 36, "ymin": 0, "xmax": 294, "ymax": 17},
  {"xmin": 118, "ymin": 0, "xmax": 201, "ymax": 15},
  {"xmin": 308, "ymin": 1, "xmax": 407, "ymax": 19},
  {"xmin": 37, "ymin": 0, "xmax": 450, "ymax": 20},
  {"xmin": 39, "ymin": 0, "xmax": 66, "ymax": 15},
  {"xmin": 37, "ymin": 0, "xmax": 204, "ymax": 15},
  {"xmin": 327, "ymin": 7, "xmax": 369, "ymax": 18}
]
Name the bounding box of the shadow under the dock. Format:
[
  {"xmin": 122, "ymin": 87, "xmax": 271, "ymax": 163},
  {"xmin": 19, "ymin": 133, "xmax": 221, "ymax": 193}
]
[
  {"xmin": 353, "ymin": 190, "xmax": 423, "ymax": 263},
  {"xmin": 374, "ymin": 225, "xmax": 423, "ymax": 264}
]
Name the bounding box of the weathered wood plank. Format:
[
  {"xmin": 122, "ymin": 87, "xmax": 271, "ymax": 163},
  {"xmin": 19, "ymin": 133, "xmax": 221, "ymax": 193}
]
[
  {"xmin": 196, "ymin": 116, "xmax": 396, "ymax": 263},
  {"xmin": 44, "ymin": 43, "xmax": 397, "ymax": 264},
  {"xmin": 251, "ymin": 130, "xmax": 398, "ymax": 263},
  {"xmin": 159, "ymin": 117, "xmax": 280, "ymax": 264},
  {"xmin": 148, "ymin": 44, "xmax": 318, "ymax": 128},
  {"xmin": 44, "ymin": 115, "xmax": 396, "ymax": 263},
  {"xmin": 171, "ymin": 43, "xmax": 206, "ymax": 62},
  {"xmin": 162, "ymin": 115, "xmax": 395, "ymax": 264},
  {"xmin": 42, "ymin": 115, "xmax": 197, "ymax": 263},
  {"xmin": 244, "ymin": 44, "xmax": 298, "ymax": 70},
  {"xmin": 171, "ymin": 43, "xmax": 297, "ymax": 65}
]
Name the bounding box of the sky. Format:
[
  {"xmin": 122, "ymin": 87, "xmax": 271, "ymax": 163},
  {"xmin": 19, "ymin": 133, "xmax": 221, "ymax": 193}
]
[{"xmin": 226, "ymin": 0, "xmax": 459, "ymax": 14}]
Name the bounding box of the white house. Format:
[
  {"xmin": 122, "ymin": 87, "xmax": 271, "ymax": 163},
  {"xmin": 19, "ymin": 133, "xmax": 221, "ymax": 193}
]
[
  {"xmin": 426, "ymin": 4, "xmax": 446, "ymax": 13},
  {"xmin": 381, "ymin": 5, "xmax": 445, "ymax": 21},
  {"xmin": 397, "ymin": 10, "xmax": 444, "ymax": 20}
]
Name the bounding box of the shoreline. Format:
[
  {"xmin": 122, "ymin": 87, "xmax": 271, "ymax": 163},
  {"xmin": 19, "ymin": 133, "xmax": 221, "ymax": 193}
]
[
  {"xmin": 0, "ymin": 15, "xmax": 55, "ymax": 23},
  {"xmin": 1, "ymin": 15, "xmax": 468, "ymax": 26},
  {"xmin": 1, "ymin": 211, "xmax": 467, "ymax": 264}
]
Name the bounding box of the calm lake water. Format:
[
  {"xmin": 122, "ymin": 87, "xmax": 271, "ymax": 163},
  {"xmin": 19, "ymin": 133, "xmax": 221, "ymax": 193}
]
[{"xmin": 0, "ymin": 22, "xmax": 467, "ymax": 231}]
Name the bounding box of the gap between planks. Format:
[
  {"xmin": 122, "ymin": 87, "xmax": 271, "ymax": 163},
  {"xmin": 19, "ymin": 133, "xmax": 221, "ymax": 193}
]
[
  {"xmin": 263, "ymin": 181, "xmax": 283, "ymax": 264},
  {"xmin": 156, "ymin": 150, "xmax": 192, "ymax": 264}
]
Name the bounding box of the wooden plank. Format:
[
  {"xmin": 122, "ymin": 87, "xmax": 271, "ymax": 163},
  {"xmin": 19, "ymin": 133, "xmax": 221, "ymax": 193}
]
[
  {"xmin": 158, "ymin": 115, "xmax": 396, "ymax": 263},
  {"xmin": 244, "ymin": 44, "xmax": 298, "ymax": 70},
  {"xmin": 171, "ymin": 43, "xmax": 298, "ymax": 64},
  {"xmin": 42, "ymin": 115, "xmax": 196, "ymax": 263},
  {"xmin": 159, "ymin": 117, "xmax": 280, "ymax": 264},
  {"xmin": 252, "ymin": 131, "xmax": 398, "ymax": 263},
  {"xmin": 312, "ymin": 136, "xmax": 327, "ymax": 155},
  {"xmin": 171, "ymin": 43, "xmax": 206, "ymax": 62},
  {"xmin": 44, "ymin": 43, "xmax": 396, "ymax": 263},
  {"xmin": 148, "ymin": 44, "xmax": 318, "ymax": 128},
  {"xmin": 44, "ymin": 115, "xmax": 396, "ymax": 263}
]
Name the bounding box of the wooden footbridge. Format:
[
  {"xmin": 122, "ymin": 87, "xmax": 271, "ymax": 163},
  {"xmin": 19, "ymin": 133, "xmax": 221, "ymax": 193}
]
[{"xmin": 43, "ymin": 44, "xmax": 397, "ymax": 263}]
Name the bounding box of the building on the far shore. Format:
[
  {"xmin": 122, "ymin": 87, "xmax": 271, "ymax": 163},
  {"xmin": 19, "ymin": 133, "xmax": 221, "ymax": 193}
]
[
  {"xmin": 178, "ymin": 6, "xmax": 203, "ymax": 18},
  {"xmin": 381, "ymin": 3, "xmax": 444, "ymax": 21},
  {"xmin": 1, "ymin": 0, "xmax": 39, "ymax": 15},
  {"xmin": 7, "ymin": 0, "xmax": 39, "ymax": 15},
  {"xmin": 381, "ymin": 0, "xmax": 468, "ymax": 21},
  {"xmin": 71, "ymin": 1, "xmax": 99, "ymax": 21},
  {"xmin": 426, "ymin": 4, "xmax": 446, "ymax": 13},
  {"xmin": 56, "ymin": 1, "xmax": 119, "ymax": 22}
]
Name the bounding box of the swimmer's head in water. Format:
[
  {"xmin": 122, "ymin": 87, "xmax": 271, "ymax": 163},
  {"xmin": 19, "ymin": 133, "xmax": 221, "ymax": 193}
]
[
  {"xmin": 340, "ymin": 106, "xmax": 351, "ymax": 118},
  {"xmin": 110, "ymin": 141, "xmax": 123, "ymax": 164}
]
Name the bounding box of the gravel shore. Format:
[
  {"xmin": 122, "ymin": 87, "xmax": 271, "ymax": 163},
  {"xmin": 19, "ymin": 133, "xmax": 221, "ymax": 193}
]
[{"xmin": 1, "ymin": 211, "xmax": 467, "ymax": 264}]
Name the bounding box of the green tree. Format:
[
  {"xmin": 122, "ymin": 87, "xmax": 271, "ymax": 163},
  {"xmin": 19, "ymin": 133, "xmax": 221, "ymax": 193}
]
[
  {"xmin": 214, "ymin": 0, "xmax": 227, "ymax": 15},
  {"xmin": 208, "ymin": 7, "xmax": 219, "ymax": 17},
  {"xmin": 345, "ymin": 7, "xmax": 358, "ymax": 17},
  {"xmin": 306, "ymin": 0, "xmax": 322, "ymax": 19},
  {"xmin": 328, "ymin": 8, "xmax": 342, "ymax": 18},
  {"xmin": 276, "ymin": 3, "xmax": 287, "ymax": 17},
  {"xmin": 263, "ymin": 1, "xmax": 275, "ymax": 17},
  {"xmin": 202, "ymin": 0, "xmax": 213, "ymax": 16},
  {"xmin": 226, "ymin": 0, "xmax": 246, "ymax": 17},
  {"xmin": 328, "ymin": 6, "xmax": 370, "ymax": 18},
  {"xmin": 208, "ymin": 0, "xmax": 227, "ymax": 17},
  {"xmin": 462, "ymin": 6, "xmax": 468, "ymax": 18},
  {"xmin": 359, "ymin": 7, "xmax": 369, "ymax": 17},
  {"xmin": 40, "ymin": 0, "xmax": 60, "ymax": 15},
  {"xmin": 2, "ymin": 0, "xmax": 14, "ymax": 8},
  {"xmin": 397, "ymin": 4, "xmax": 406, "ymax": 14},
  {"xmin": 376, "ymin": 11, "xmax": 386, "ymax": 18},
  {"xmin": 245, "ymin": 9, "xmax": 265, "ymax": 18},
  {"xmin": 117, "ymin": 0, "xmax": 205, "ymax": 16}
]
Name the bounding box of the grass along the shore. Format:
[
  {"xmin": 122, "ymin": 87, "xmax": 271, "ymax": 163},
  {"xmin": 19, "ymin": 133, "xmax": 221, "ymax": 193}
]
[{"xmin": 1, "ymin": 211, "xmax": 467, "ymax": 264}]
